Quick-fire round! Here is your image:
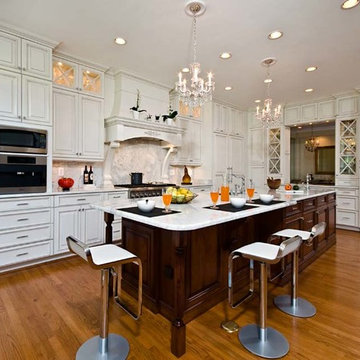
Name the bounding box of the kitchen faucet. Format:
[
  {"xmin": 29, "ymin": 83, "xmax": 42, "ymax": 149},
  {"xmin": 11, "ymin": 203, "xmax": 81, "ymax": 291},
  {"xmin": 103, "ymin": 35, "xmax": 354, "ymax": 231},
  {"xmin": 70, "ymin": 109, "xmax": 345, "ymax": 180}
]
[{"xmin": 232, "ymin": 174, "xmax": 246, "ymax": 195}]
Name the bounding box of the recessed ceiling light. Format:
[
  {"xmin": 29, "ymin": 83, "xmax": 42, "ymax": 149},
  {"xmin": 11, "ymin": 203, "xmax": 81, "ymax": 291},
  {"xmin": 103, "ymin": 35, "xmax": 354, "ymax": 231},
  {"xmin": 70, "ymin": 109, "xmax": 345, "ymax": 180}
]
[
  {"xmin": 268, "ymin": 30, "xmax": 283, "ymax": 40},
  {"xmin": 305, "ymin": 88, "xmax": 314, "ymax": 93},
  {"xmin": 182, "ymin": 67, "xmax": 190, "ymax": 73},
  {"xmin": 114, "ymin": 37, "xmax": 127, "ymax": 45},
  {"xmin": 254, "ymin": 99, "xmax": 261, "ymax": 103},
  {"xmin": 224, "ymin": 86, "xmax": 232, "ymax": 91},
  {"xmin": 219, "ymin": 52, "xmax": 232, "ymax": 59},
  {"xmin": 264, "ymin": 78, "xmax": 272, "ymax": 84},
  {"xmin": 306, "ymin": 66, "xmax": 318, "ymax": 72},
  {"xmin": 341, "ymin": 0, "xmax": 359, "ymax": 9}
]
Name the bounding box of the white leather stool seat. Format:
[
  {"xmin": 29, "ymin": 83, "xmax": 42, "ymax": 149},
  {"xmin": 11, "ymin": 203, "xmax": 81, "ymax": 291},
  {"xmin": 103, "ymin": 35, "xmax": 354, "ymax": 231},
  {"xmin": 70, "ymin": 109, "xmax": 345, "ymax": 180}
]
[
  {"xmin": 273, "ymin": 229, "xmax": 311, "ymax": 240},
  {"xmin": 238, "ymin": 242, "xmax": 281, "ymax": 262},
  {"xmin": 89, "ymin": 244, "xmax": 136, "ymax": 266}
]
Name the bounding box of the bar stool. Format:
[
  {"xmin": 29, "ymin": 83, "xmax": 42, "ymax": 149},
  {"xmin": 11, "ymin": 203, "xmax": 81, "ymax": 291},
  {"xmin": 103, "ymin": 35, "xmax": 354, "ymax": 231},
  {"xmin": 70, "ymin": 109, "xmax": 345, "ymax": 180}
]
[
  {"xmin": 271, "ymin": 222, "xmax": 326, "ymax": 318},
  {"xmin": 67, "ymin": 236, "xmax": 142, "ymax": 360},
  {"xmin": 229, "ymin": 236, "xmax": 302, "ymax": 359}
]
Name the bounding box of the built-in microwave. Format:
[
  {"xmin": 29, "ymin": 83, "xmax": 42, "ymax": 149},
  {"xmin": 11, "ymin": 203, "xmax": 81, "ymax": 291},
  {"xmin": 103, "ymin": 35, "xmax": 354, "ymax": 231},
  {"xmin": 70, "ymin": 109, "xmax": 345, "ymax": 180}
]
[
  {"xmin": 0, "ymin": 126, "xmax": 47, "ymax": 154},
  {"xmin": 0, "ymin": 154, "xmax": 47, "ymax": 194}
]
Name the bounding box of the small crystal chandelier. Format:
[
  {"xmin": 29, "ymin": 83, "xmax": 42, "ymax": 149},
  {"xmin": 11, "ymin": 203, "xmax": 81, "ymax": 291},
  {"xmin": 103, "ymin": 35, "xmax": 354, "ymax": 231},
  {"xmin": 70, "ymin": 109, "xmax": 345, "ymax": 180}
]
[
  {"xmin": 175, "ymin": 1, "xmax": 214, "ymax": 108},
  {"xmin": 304, "ymin": 125, "xmax": 320, "ymax": 152},
  {"xmin": 256, "ymin": 58, "xmax": 282, "ymax": 127}
]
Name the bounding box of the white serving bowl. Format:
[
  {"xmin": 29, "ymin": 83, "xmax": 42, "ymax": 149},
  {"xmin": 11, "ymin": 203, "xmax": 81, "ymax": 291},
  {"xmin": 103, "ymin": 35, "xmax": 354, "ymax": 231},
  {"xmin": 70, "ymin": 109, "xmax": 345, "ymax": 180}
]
[
  {"xmin": 137, "ymin": 199, "xmax": 155, "ymax": 212},
  {"xmin": 259, "ymin": 194, "xmax": 274, "ymax": 204},
  {"xmin": 230, "ymin": 197, "xmax": 246, "ymax": 208}
]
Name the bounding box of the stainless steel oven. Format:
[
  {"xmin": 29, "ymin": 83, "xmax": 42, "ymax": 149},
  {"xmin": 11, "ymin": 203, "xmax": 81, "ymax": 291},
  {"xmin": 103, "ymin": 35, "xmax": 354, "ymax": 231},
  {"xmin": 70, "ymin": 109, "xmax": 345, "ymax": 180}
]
[
  {"xmin": 0, "ymin": 126, "xmax": 47, "ymax": 154},
  {"xmin": 0, "ymin": 154, "xmax": 47, "ymax": 194}
]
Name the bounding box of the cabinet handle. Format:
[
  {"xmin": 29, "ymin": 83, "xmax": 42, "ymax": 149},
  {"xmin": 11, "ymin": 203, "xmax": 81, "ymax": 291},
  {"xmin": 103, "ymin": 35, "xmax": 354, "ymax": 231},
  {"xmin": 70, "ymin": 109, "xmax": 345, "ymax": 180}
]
[
  {"xmin": 112, "ymin": 195, "xmax": 123, "ymax": 199},
  {"xmin": 17, "ymin": 218, "xmax": 29, "ymax": 222},
  {"xmin": 16, "ymin": 252, "xmax": 29, "ymax": 257},
  {"xmin": 22, "ymin": 67, "xmax": 26, "ymax": 71},
  {"xmin": 18, "ymin": 115, "xmax": 21, "ymax": 119},
  {"xmin": 17, "ymin": 203, "xmax": 29, "ymax": 206},
  {"xmin": 342, "ymin": 202, "xmax": 351, "ymax": 205},
  {"xmin": 77, "ymin": 198, "xmax": 86, "ymax": 201},
  {"xmin": 17, "ymin": 235, "xmax": 29, "ymax": 239},
  {"xmin": 23, "ymin": 116, "xmax": 26, "ymax": 120},
  {"xmin": 79, "ymin": 152, "xmax": 82, "ymax": 155},
  {"xmin": 18, "ymin": 66, "xmax": 21, "ymax": 70},
  {"xmin": 342, "ymin": 217, "xmax": 350, "ymax": 220}
]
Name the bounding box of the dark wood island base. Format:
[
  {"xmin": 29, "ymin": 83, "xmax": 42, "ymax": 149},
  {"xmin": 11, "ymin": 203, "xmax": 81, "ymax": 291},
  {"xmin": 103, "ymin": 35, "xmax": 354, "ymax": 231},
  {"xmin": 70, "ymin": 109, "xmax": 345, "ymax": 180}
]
[{"xmin": 105, "ymin": 193, "xmax": 336, "ymax": 357}]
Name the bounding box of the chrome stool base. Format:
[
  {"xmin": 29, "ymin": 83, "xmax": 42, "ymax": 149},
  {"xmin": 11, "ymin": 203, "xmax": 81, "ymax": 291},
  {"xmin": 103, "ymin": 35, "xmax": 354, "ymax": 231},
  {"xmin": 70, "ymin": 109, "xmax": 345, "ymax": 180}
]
[
  {"xmin": 221, "ymin": 320, "xmax": 239, "ymax": 333},
  {"xmin": 274, "ymin": 295, "xmax": 316, "ymax": 318},
  {"xmin": 76, "ymin": 334, "xmax": 129, "ymax": 360},
  {"xmin": 238, "ymin": 324, "xmax": 289, "ymax": 359}
]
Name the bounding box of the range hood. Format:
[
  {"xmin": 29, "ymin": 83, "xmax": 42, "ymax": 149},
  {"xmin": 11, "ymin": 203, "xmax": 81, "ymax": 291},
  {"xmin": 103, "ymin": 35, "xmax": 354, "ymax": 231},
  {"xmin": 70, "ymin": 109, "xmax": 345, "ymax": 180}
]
[{"xmin": 105, "ymin": 116, "xmax": 183, "ymax": 147}]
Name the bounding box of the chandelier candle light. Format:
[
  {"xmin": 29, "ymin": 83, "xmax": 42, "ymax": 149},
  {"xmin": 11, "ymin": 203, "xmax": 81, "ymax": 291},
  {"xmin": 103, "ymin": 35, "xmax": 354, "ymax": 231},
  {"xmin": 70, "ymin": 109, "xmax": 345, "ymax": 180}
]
[
  {"xmin": 256, "ymin": 58, "xmax": 282, "ymax": 127},
  {"xmin": 175, "ymin": 0, "xmax": 214, "ymax": 108}
]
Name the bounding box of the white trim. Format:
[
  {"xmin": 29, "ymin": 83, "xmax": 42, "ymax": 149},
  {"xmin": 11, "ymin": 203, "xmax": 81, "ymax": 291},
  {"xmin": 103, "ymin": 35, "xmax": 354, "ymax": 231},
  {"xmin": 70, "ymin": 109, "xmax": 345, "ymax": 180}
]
[{"xmin": 53, "ymin": 51, "xmax": 109, "ymax": 72}]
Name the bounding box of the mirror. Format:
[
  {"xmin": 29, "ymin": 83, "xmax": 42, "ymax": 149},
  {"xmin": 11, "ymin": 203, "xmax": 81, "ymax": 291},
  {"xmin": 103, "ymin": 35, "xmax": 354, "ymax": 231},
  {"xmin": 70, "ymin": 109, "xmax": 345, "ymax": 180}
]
[{"xmin": 315, "ymin": 146, "xmax": 335, "ymax": 174}]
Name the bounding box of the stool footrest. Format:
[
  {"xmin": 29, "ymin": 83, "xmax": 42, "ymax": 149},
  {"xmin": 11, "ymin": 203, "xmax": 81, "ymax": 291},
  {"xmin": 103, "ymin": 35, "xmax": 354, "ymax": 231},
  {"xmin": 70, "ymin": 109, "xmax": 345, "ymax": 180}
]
[{"xmin": 274, "ymin": 295, "xmax": 316, "ymax": 318}]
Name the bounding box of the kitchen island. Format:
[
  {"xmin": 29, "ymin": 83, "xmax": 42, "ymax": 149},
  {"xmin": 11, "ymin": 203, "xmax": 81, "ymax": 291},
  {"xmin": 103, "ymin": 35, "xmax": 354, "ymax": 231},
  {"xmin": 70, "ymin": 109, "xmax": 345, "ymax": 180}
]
[{"xmin": 93, "ymin": 189, "xmax": 336, "ymax": 357}]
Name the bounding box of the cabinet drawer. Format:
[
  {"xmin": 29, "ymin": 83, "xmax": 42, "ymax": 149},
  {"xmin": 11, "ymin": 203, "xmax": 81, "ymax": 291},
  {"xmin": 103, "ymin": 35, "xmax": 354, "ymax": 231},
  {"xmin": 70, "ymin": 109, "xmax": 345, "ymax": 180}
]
[
  {"xmin": 303, "ymin": 198, "xmax": 316, "ymax": 211},
  {"xmin": 0, "ymin": 241, "xmax": 52, "ymax": 267},
  {"xmin": 303, "ymin": 212, "xmax": 315, "ymax": 231},
  {"xmin": 337, "ymin": 196, "xmax": 357, "ymax": 211},
  {"xmin": 285, "ymin": 202, "xmax": 302, "ymax": 217},
  {"xmin": 336, "ymin": 179, "xmax": 358, "ymax": 187},
  {"xmin": 0, "ymin": 196, "xmax": 52, "ymax": 212},
  {"xmin": 0, "ymin": 225, "xmax": 52, "ymax": 248},
  {"xmin": 336, "ymin": 210, "xmax": 358, "ymax": 227},
  {"xmin": 55, "ymin": 193, "xmax": 102, "ymax": 207},
  {"xmin": 327, "ymin": 193, "xmax": 336, "ymax": 203},
  {"xmin": 336, "ymin": 188, "xmax": 358, "ymax": 196},
  {"xmin": 0, "ymin": 209, "xmax": 51, "ymax": 230},
  {"xmin": 316, "ymin": 196, "xmax": 327, "ymax": 207},
  {"xmin": 107, "ymin": 192, "xmax": 128, "ymax": 201}
]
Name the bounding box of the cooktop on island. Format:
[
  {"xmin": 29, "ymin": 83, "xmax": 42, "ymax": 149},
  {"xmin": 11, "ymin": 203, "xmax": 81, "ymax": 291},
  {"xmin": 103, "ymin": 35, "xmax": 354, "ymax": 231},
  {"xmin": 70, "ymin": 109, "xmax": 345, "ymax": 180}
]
[
  {"xmin": 114, "ymin": 183, "xmax": 176, "ymax": 189},
  {"xmin": 114, "ymin": 183, "xmax": 176, "ymax": 198}
]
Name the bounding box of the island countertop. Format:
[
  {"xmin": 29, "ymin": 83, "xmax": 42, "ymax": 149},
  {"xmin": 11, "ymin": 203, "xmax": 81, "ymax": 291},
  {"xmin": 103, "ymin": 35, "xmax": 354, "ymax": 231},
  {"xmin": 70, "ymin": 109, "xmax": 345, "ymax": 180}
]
[{"xmin": 92, "ymin": 188, "xmax": 336, "ymax": 231}]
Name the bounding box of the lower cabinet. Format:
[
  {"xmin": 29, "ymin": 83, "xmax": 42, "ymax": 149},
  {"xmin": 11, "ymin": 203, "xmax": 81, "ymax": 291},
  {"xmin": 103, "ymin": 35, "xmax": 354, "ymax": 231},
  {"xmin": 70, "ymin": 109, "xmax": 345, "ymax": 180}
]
[{"xmin": 54, "ymin": 203, "xmax": 103, "ymax": 254}]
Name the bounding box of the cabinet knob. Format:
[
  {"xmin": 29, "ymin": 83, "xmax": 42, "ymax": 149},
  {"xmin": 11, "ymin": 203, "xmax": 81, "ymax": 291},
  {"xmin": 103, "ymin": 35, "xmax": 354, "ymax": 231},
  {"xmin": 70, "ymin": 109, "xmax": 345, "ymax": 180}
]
[
  {"xmin": 18, "ymin": 115, "xmax": 21, "ymax": 119},
  {"xmin": 18, "ymin": 66, "xmax": 21, "ymax": 70},
  {"xmin": 23, "ymin": 67, "xmax": 26, "ymax": 71},
  {"xmin": 23, "ymin": 116, "xmax": 26, "ymax": 120}
]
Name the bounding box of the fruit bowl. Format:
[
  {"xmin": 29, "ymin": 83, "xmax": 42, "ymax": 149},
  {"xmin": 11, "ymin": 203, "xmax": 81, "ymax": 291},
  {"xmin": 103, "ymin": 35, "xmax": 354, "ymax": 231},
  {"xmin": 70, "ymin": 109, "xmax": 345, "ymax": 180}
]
[
  {"xmin": 166, "ymin": 186, "xmax": 198, "ymax": 204},
  {"xmin": 267, "ymin": 177, "xmax": 281, "ymax": 190},
  {"xmin": 58, "ymin": 177, "xmax": 74, "ymax": 191},
  {"xmin": 171, "ymin": 193, "xmax": 198, "ymax": 204}
]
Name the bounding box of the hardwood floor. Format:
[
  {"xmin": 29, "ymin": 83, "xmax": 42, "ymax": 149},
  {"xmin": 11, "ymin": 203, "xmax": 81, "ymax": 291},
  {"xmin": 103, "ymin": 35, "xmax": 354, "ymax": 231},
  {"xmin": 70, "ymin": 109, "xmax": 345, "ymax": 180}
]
[{"xmin": 0, "ymin": 229, "xmax": 359, "ymax": 360}]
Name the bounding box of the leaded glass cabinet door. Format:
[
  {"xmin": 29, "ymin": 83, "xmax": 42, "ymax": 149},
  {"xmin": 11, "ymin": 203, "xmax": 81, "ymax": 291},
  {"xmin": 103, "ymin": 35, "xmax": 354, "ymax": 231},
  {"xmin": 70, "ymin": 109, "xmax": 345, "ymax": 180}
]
[
  {"xmin": 53, "ymin": 57, "xmax": 78, "ymax": 91},
  {"xmin": 79, "ymin": 66, "xmax": 104, "ymax": 97},
  {"xmin": 337, "ymin": 118, "xmax": 358, "ymax": 177},
  {"xmin": 268, "ymin": 127, "xmax": 281, "ymax": 175}
]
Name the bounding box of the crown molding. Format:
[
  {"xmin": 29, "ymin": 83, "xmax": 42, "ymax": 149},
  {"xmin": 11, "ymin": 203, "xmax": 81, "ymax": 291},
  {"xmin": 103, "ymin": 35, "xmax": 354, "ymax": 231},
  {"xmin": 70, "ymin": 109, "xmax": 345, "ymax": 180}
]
[
  {"xmin": 53, "ymin": 51, "xmax": 109, "ymax": 72},
  {"xmin": 0, "ymin": 21, "xmax": 58, "ymax": 48}
]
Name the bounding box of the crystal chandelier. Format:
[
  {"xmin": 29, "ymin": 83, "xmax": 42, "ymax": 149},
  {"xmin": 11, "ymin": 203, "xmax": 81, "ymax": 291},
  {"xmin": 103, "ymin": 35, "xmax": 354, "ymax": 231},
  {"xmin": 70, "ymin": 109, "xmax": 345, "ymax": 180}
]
[
  {"xmin": 175, "ymin": 1, "xmax": 214, "ymax": 108},
  {"xmin": 256, "ymin": 58, "xmax": 282, "ymax": 127},
  {"xmin": 304, "ymin": 125, "xmax": 320, "ymax": 152}
]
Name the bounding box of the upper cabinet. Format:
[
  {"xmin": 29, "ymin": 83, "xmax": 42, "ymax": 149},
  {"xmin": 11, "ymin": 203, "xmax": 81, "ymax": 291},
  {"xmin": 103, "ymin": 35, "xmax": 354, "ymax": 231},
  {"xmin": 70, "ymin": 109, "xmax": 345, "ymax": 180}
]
[
  {"xmin": 0, "ymin": 31, "xmax": 53, "ymax": 126},
  {"xmin": 53, "ymin": 56, "xmax": 104, "ymax": 98},
  {"xmin": 284, "ymin": 100, "xmax": 336, "ymax": 125},
  {"xmin": 336, "ymin": 95, "xmax": 359, "ymax": 118},
  {"xmin": 213, "ymin": 102, "xmax": 245, "ymax": 137}
]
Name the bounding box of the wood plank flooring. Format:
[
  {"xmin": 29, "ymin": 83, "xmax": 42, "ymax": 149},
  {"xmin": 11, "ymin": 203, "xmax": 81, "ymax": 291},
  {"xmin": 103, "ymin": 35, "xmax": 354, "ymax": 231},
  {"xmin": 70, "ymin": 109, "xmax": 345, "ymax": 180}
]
[{"xmin": 0, "ymin": 229, "xmax": 359, "ymax": 359}]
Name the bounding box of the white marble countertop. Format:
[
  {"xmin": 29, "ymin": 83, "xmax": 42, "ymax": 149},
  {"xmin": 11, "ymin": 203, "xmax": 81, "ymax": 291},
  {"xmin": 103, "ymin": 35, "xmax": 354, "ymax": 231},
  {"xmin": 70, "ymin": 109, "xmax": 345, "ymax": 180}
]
[{"xmin": 92, "ymin": 188, "xmax": 336, "ymax": 231}]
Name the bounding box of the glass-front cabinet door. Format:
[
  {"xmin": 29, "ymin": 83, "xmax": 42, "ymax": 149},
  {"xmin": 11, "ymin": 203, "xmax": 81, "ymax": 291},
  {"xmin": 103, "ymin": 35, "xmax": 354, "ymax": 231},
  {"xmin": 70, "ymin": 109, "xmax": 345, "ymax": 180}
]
[
  {"xmin": 268, "ymin": 127, "xmax": 281, "ymax": 175},
  {"xmin": 53, "ymin": 58, "xmax": 78, "ymax": 91},
  {"xmin": 79, "ymin": 66, "xmax": 104, "ymax": 97},
  {"xmin": 337, "ymin": 118, "xmax": 357, "ymax": 178}
]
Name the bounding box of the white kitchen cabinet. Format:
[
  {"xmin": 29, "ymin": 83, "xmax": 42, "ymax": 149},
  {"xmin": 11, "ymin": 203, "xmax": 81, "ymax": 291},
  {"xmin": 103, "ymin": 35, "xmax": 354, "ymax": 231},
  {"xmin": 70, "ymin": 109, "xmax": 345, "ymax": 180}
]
[
  {"xmin": 0, "ymin": 32, "xmax": 21, "ymax": 72},
  {"xmin": 229, "ymin": 108, "xmax": 245, "ymax": 137},
  {"xmin": 54, "ymin": 203, "xmax": 103, "ymax": 253},
  {"xmin": 170, "ymin": 117, "xmax": 201, "ymax": 166},
  {"xmin": 213, "ymin": 103, "xmax": 226, "ymax": 133},
  {"xmin": 213, "ymin": 133, "xmax": 228, "ymax": 176},
  {"xmin": 284, "ymin": 106, "xmax": 301, "ymax": 125},
  {"xmin": 53, "ymin": 89, "xmax": 104, "ymax": 161},
  {"xmin": 21, "ymin": 40, "xmax": 52, "ymax": 80},
  {"xmin": 336, "ymin": 96, "xmax": 359, "ymax": 118},
  {"xmin": 228, "ymin": 136, "xmax": 245, "ymax": 175},
  {"xmin": 53, "ymin": 56, "xmax": 104, "ymax": 98},
  {"xmin": 22, "ymin": 75, "xmax": 51, "ymax": 125},
  {"xmin": 318, "ymin": 100, "xmax": 335, "ymax": 121},
  {"xmin": 0, "ymin": 69, "xmax": 21, "ymax": 121},
  {"xmin": 301, "ymin": 103, "xmax": 317, "ymax": 122}
]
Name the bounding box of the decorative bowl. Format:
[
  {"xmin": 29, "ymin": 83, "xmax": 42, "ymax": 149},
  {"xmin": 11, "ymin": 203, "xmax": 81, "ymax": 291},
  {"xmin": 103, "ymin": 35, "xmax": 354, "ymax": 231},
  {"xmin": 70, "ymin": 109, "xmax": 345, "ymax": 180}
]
[
  {"xmin": 171, "ymin": 193, "xmax": 198, "ymax": 204},
  {"xmin": 58, "ymin": 177, "xmax": 74, "ymax": 191},
  {"xmin": 267, "ymin": 178, "xmax": 281, "ymax": 190},
  {"xmin": 230, "ymin": 197, "xmax": 246, "ymax": 208},
  {"xmin": 137, "ymin": 199, "xmax": 155, "ymax": 212},
  {"xmin": 259, "ymin": 194, "xmax": 274, "ymax": 204}
]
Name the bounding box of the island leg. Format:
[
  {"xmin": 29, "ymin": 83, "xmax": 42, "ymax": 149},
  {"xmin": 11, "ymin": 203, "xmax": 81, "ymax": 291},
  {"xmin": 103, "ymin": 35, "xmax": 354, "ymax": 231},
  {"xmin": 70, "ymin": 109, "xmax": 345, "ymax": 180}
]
[
  {"xmin": 104, "ymin": 212, "xmax": 114, "ymax": 295},
  {"xmin": 171, "ymin": 319, "xmax": 186, "ymax": 357}
]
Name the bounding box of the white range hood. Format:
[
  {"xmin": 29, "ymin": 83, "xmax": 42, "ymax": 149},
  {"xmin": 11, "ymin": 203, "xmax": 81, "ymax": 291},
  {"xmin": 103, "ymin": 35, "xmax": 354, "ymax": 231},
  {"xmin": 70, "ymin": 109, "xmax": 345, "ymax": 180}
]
[{"xmin": 105, "ymin": 116, "xmax": 183, "ymax": 148}]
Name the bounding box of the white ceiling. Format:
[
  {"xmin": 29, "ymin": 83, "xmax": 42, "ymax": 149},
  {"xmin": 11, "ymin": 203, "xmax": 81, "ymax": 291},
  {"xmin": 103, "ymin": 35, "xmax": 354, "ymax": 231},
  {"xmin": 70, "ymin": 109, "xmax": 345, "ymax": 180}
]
[{"xmin": 0, "ymin": 0, "xmax": 359, "ymax": 109}]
